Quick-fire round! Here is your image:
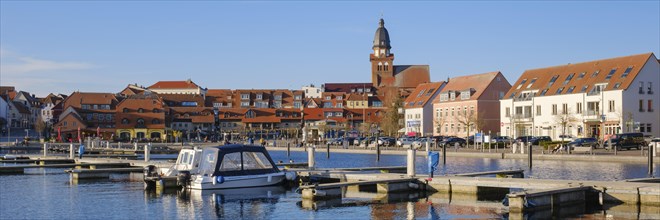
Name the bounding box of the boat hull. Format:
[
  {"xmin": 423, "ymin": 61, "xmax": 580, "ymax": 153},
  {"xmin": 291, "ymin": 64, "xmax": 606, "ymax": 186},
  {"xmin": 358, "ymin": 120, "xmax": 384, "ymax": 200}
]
[{"xmin": 190, "ymin": 172, "xmax": 286, "ymax": 190}]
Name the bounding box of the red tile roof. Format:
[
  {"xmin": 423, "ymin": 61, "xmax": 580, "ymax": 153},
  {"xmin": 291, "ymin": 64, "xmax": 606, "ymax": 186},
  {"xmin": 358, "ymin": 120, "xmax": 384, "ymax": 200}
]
[
  {"xmin": 435, "ymin": 71, "xmax": 506, "ymax": 103},
  {"xmin": 148, "ymin": 80, "xmax": 201, "ymax": 89},
  {"xmin": 324, "ymin": 83, "xmax": 374, "ymax": 93},
  {"xmin": 403, "ymin": 81, "xmax": 445, "ymax": 109},
  {"xmin": 504, "ymin": 53, "xmax": 656, "ymax": 99}
]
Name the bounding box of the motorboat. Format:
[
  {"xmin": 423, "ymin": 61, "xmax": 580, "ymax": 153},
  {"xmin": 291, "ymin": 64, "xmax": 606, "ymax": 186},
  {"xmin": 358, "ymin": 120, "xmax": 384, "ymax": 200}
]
[
  {"xmin": 143, "ymin": 147, "xmax": 203, "ymax": 189},
  {"xmin": 185, "ymin": 144, "xmax": 295, "ymax": 190}
]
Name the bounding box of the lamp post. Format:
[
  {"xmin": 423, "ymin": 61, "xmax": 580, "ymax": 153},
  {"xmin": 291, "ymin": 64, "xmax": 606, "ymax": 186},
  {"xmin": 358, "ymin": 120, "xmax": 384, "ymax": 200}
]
[{"xmin": 213, "ymin": 108, "xmax": 220, "ymax": 142}]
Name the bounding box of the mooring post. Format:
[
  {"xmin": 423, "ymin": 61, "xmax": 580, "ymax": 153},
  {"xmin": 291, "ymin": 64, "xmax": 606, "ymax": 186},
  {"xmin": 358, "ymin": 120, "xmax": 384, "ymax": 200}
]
[
  {"xmin": 307, "ymin": 146, "xmax": 315, "ymax": 170},
  {"xmin": 144, "ymin": 144, "xmax": 151, "ymax": 162},
  {"xmin": 69, "ymin": 143, "xmax": 74, "ymax": 159},
  {"xmin": 326, "ymin": 143, "xmax": 330, "ymax": 159},
  {"xmin": 649, "ymin": 145, "xmax": 654, "ymax": 176},
  {"xmin": 287, "ymin": 143, "xmax": 291, "ymax": 158},
  {"xmin": 425, "ymin": 140, "xmax": 430, "ymax": 154},
  {"xmin": 376, "ymin": 141, "xmax": 381, "ymax": 162},
  {"xmin": 43, "ymin": 143, "xmax": 48, "ymax": 157},
  {"xmin": 442, "ymin": 142, "xmax": 447, "ymax": 165},
  {"xmin": 134, "ymin": 142, "xmax": 138, "ymax": 151},
  {"xmin": 407, "ymin": 149, "xmax": 416, "ymax": 177},
  {"xmin": 528, "ymin": 142, "xmax": 533, "ymax": 169}
]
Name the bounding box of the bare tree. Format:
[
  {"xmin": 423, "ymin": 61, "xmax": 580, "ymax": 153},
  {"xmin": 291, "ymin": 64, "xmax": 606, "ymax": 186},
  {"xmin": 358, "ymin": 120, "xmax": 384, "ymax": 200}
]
[
  {"xmin": 380, "ymin": 90, "xmax": 403, "ymax": 137},
  {"xmin": 554, "ymin": 109, "xmax": 578, "ymax": 143},
  {"xmin": 34, "ymin": 114, "xmax": 46, "ymax": 139},
  {"xmin": 434, "ymin": 115, "xmax": 447, "ymax": 137},
  {"xmin": 454, "ymin": 108, "xmax": 479, "ymax": 144}
]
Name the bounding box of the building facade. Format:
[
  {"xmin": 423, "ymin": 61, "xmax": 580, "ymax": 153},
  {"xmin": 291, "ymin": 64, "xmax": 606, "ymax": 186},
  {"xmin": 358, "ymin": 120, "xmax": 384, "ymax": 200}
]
[
  {"xmin": 404, "ymin": 82, "xmax": 446, "ymax": 136},
  {"xmin": 500, "ymin": 53, "xmax": 659, "ymax": 140},
  {"xmin": 434, "ymin": 71, "xmax": 511, "ymax": 137}
]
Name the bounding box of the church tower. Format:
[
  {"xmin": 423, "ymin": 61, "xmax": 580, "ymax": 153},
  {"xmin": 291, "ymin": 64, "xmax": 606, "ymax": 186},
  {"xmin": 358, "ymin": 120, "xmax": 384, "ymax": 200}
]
[{"xmin": 370, "ymin": 18, "xmax": 395, "ymax": 87}]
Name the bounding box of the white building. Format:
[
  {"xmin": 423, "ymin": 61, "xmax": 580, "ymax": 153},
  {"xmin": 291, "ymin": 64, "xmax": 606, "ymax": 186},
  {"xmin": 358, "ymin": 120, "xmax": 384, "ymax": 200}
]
[
  {"xmin": 147, "ymin": 79, "xmax": 207, "ymax": 97},
  {"xmin": 403, "ymin": 81, "xmax": 446, "ymax": 136},
  {"xmin": 302, "ymin": 85, "xmax": 322, "ymax": 99},
  {"xmin": 500, "ymin": 53, "xmax": 660, "ymax": 140}
]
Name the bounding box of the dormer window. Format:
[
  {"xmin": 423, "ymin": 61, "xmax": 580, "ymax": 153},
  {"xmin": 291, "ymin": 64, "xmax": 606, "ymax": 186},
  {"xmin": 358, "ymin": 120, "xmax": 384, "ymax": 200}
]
[
  {"xmin": 516, "ymin": 79, "xmax": 527, "ymax": 90},
  {"xmin": 563, "ymin": 73, "xmax": 575, "ymax": 85},
  {"xmin": 621, "ymin": 66, "xmax": 633, "ymax": 78},
  {"xmin": 460, "ymin": 91, "xmax": 470, "ymax": 100},
  {"xmin": 449, "ymin": 92, "xmax": 455, "ymax": 101},
  {"xmin": 245, "ymin": 110, "xmax": 255, "ymax": 118},
  {"xmin": 605, "ymin": 68, "xmax": 617, "ymax": 80},
  {"xmin": 526, "ymin": 78, "xmax": 537, "ymax": 89},
  {"xmin": 547, "ymin": 75, "xmax": 559, "ymax": 87},
  {"xmin": 137, "ymin": 108, "xmax": 144, "ymax": 113},
  {"xmin": 241, "ymin": 93, "xmax": 249, "ymax": 100},
  {"xmin": 256, "ymin": 93, "xmax": 263, "ymax": 100},
  {"xmin": 122, "ymin": 108, "xmax": 129, "ymax": 113}
]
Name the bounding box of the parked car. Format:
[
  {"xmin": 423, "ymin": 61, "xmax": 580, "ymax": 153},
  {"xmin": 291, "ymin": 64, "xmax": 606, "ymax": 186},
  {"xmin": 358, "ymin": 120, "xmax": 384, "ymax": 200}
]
[
  {"xmin": 567, "ymin": 137, "xmax": 599, "ymax": 148},
  {"xmin": 353, "ymin": 137, "xmax": 365, "ymax": 146},
  {"xmin": 439, "ymin": 137, "xmax": 466, "ymax": 147},
  {"xmin": 609, "ymin": 132, "xmax": 646, "ymax": 150},
  {"xmin": 558, "ymin": 134, "xmax": 575, "ymax": 141},
  {"xmin": 490, "ymin": 136, "xmax": 512, "ymax": 144},
  {"xmin": 345, "ymin": 137, "xmax": 356, "ymax": 145},
  {"xmin": 528, "ymin": 136, "xmax": 552, "ymax": 145},
  {"xmin": 515, "ymin": 136, "xmax": 534, "ymax": 143},
  {"xmin": 412, "ymin": 137, "xmax": 433, "ymax": 148},
  {"xmin": 377, "ymin": 137, "xmax": 395, "ymax": 146},
  {"xmin": 396, "ymin": 137, "xmax": 416, "ymax": 147}
]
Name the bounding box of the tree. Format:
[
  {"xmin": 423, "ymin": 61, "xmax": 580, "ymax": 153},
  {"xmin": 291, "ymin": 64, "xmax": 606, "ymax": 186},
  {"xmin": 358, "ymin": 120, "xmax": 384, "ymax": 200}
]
[
  {"xmin": 380, "ymin": 89, "xmax": 403, "ymax": 137},
  {"xmin": 554, "ymin": 109, "xmax": 578, "ymax": 143},
  {"xmin": 454, "ymin": 108, "xmax": 484, "ymax": 147},
  {"xmin": 34, "ymin": 114, "xmax": 46, "ymax": 139},
  {"xmin": 434, "ymin": 115, "xmax": 447, "ymax": 137}
]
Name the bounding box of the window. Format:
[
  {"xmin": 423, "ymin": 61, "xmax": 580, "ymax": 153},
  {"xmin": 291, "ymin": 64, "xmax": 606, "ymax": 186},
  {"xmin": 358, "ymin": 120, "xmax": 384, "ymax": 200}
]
[
  {"xmin": 577, "ymin": 72, "xmax": 586, "ymax": 79},
  {"xmin": 256, "ymin": 94, "xmax": 263, "ymax": 100},
  {"xmin": 121, "ymin": 118, "xmax": 129, "ymax": 124},
  {"xmin": 509, "ymin": 92, "xmax": 517, "ymax": 99},
  {"xmin": 648, "ymin": 82, "xmax": 654, "ymax": 94},
  {"xmin": 336, "ymin": 103, "xmax": 343, "ymax": 108},
  {"xmin": 580, "ymin": 85, "xmax": 588, "ymax": 93},
  {"xmin": 566, "ymin": 86, "xmax": 575, "ymax": 93},
  {"xmin": 505, "ymin": 107, "xmax": 510, "ymax": 117},
  {"xmin": 294, "ymin": 95, "xmax": 302, "ymax": 100},
  {"xmin": 605, "ymin": 68, "xmax": 617, "ymax": 80},
  {"xmin": 649, "ymin": 100, "xmax": 654, "ymax": 112},
  {"xmin": 639, "ymin": 100, "xmax": 645, "ymax": 112},
  {"xmin": 440, "ymin": 93, "xmax": 449, "ymax": 101},
  {"xmin": 621, "ymin": 66, "xmax": 633, "ymax": 78},
  {"xmin": 417, "ymin": 101, "xmax": 423, "ymax": 106},
  {"xmin": 639, "ymin": 82, "xmax": 645, "ymax": 94},
  {"xmin": 517, "ymin": 79, "xmax": 527, "ymax": 90},
  {"xmin": 136, "ymin": 118, "xmax": 145, "ymax": 126},
  {"xmin": 647, "ymin": 124, "xmax": 652, "ymax": 133},
  {"xmin": 461, "ymin": 91, "xmax": 470, "ymax": 100},
  {"xmin": 241, "ymin": 94, "xmax": 249, "ymax": 99},
  {"xmin": 241, "ymin": 101, "xmax": 250, "ymax": 107},
  {"xmin": 562, "ymin": 103, "xmax": 568, "ymax": 114},
  {"xmin": 336, "ymin": 96, "xmax": 342, "ymax": 100},
  {"xmin": 81, "ymin": 105, "xmax": 90, "ymax": 110},
  {"xmin": 608, "ymin": 100, "xmax": 615, "ymax": 112},
  {"xmin": 63, "ymin": 121, "xmax": 67, "ymax": 126},
  {"xmin": 181, "ymin": 102, "xmax": 197, "ymax": 107},
  {"xmin": 556, "ymin": 87, "xmax": 564, "ymax": 95},
  {"xmin": 324, "ymin": 102, "xmax": 332, "ymax": 108},
  {"xmin": 451, "ymin": 108, "xmax": 455, "ymax": 116},
  {"xmin": 417, "ymin": 89, "xmax": 426, "ymax": 97},
  {"xmin": 547, "ymin": 75, "xmax": 559, "ymax": 87},
  {"xmin": 613, "ymin": 83, "xmax": 621, "ymax": 89},
  {"xmin": 449, "ymin": 93, "xmax": 455, "ymax": 100},
  {"xmin": 591, "ymin": 70, "xmax": 600, "ymax": 77},
  {"xmin": 123, "ymin": 108, "xmax": 129, "ymax": 113},
  {"xmin": 293, "ymin": 101, "xmax": 302, "ymax": 109},
  {"xmin": 274, "ymin": 95, "xmax": 282, "ymax": 100},
  {"xmin": 563, "ymin": 73, "xmax": 575, "ymax": 85},
  {"xmin": 325, "ymin": 96, "xmax": 331, "ymax": 100},
  {"xmin": 137, "ymin": 108, "xmax": 144, "ymax": 113},
  {"xmin": 539, "ymin": 89, "xmax": 548, "ymax": 96},
  {"xmin": 536, "ymin": 105, "xmax": 541, "ymax": 116},
  {"xmin": 426, "ymin": 88, "xmax": 435, "ymax": 96},
  {"xmin": 641, "ymin": 123, "xmax": 646, "ymax": 132},
  {"xmin": 526, "ymin": 78, "xmax": 537, "ymax": 89},
  {"xmin": 577, "ymin": 102, "xmax": 582, "ymax": 114},
  {"xmin": 372, "ymin": 101, "xmax": 382, "ymax": 107},
  {"xmin": 86, "ymin": 114, "xmax": 92, "ymax": 121},
  {"xmin": 152, "ymin": 119, "xmax": 160, "ymax": 124},
  {"xmin": 499, "ymin": 91, "xmax": 505, "ymax": 99},
  {"xmin": 552, "ymin": 104, "xmax": 558, "ymax": 115}
]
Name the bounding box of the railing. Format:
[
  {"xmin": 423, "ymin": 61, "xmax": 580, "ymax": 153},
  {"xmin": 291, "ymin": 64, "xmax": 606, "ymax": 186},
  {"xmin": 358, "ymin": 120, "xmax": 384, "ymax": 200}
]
[
  {"xmin": 512, "ymin": 114, "xmax": 533, "ymax": 122},
  {"xmin": 513, "ymin": 96, "xmax": 532, "ymax": 102},
  {"xmin": 586, "ymin": 91, "xmax": 601, "ymax": 96}
]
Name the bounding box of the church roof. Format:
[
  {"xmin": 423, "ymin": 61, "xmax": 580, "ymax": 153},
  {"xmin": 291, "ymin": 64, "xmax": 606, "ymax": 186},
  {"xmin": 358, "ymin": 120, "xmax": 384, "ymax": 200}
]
[
  {"xmin": 392, "ymin": 65, "xmax": 431, "ymax": 88},
  {"xmin": 373, "ymin": 19, "xmax": 391, "ymax": 50}
]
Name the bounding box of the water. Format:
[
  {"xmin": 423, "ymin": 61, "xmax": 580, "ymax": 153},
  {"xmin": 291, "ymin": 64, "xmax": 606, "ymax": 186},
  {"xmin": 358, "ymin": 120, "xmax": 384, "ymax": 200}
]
[{"xmin": 1, "ymin": 150, "xmax": 658, "ymax": 219}]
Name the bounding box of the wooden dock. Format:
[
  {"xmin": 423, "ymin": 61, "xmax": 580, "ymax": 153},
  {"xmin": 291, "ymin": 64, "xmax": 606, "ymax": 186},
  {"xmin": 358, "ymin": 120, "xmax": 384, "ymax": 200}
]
[
  {"xmin": 0, "ymin": 162, "xmax": 132, "ymax": 174},
  {"xmin": 65, "ymin": 167, "xmax": 144, "ymax": 179},
  {"xmin": 299, "ymin": 177, "xmax": 419, "ymax": 200}
]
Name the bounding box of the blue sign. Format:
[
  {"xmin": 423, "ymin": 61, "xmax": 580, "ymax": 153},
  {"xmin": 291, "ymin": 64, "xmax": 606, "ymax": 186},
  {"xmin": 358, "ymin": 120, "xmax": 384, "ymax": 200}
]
[{"xmin": 428, "ymin": 151, "xmax": 439, "ymax": 176}]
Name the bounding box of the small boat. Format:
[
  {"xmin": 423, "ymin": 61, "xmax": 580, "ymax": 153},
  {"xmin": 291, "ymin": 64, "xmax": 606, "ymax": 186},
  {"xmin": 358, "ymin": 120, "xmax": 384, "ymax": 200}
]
[
  {"xmin": 185, "ymin": 144, "xmax": 295, "ymax": 190},
  {"xmin": 143, "ymin": 147, "xmax": 203, "ymax": 189}
]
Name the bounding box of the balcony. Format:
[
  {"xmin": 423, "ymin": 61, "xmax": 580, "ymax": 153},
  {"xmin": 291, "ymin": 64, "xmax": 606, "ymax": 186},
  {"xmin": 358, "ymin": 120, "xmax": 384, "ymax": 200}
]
[
  {"xmin": 586, "ymin": 91, "xmax": 601, "ymax": 96},
  {"xmin": 512, "ymin": 114, "xmax": 533, "ymax": 122},
  {"xmin": 513, "ymin": 96, "xmax": 532, "ymax": 102}
]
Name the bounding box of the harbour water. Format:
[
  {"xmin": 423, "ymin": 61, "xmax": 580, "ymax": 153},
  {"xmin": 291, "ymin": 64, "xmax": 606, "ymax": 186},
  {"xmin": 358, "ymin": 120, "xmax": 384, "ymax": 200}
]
[{"xmin": 1, "ymin": 150, "xmax": 658, "ymax": 219}]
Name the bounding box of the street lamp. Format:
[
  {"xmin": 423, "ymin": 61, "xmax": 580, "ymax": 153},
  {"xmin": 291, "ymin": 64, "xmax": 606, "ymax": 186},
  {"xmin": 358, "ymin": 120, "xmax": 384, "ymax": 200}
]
[{"xmin": 213, "ymin": 108, "xmax": 220, "ymax": 142}]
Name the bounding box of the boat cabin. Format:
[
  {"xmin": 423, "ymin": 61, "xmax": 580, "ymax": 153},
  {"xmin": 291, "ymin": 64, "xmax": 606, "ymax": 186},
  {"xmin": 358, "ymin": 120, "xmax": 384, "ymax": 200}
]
[{"xmin": 198, "ymin": 145, "xmax": 281, "ymax": 177}]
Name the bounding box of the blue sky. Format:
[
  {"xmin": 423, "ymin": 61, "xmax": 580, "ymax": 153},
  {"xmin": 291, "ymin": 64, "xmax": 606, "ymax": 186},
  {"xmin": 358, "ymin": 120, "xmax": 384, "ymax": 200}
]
[{"xmin": 1, "ymin": 1, "xmax": 658, "ymax": 97}]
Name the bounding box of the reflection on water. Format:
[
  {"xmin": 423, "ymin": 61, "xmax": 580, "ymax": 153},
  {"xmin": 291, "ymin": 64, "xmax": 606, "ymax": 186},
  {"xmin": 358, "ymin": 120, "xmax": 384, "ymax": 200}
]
[{"xmin": 1, "ymin": 150, "xmax": 658, "ymax": 219}]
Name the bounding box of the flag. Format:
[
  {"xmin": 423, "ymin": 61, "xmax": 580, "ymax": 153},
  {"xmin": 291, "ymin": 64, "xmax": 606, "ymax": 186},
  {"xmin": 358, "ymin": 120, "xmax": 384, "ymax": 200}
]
[
  {"xmin": 77, "ymin": 127, "xmax": 81, "ymax": 143},
  {"xmin": 96, "ymin": 126, "xmax": 100, "ymax": 138},
  {"xmin": 57, "ymin": 127, "xmax": 61, "ymax": 142},
  {"xmin": 428, "ymin": 151, "xmax": 439, "ymax": 177}
]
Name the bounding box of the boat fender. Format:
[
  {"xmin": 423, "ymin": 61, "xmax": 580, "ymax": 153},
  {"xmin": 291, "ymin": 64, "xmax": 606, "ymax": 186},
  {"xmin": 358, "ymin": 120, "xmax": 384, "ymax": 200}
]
[
  {"xmin": 285, "ymin": 172, "xmax": 297, "ymax": 181},
  {"xmin": 143, "ymin": 165, "xmax": 158, "ymax": 181},
  {"xmin": 213, "ymin": 176, "xmax": 224, "ymax": 185},
  {"xmin": 268, "ymin": 175, "xmax": 272, "ymax": 182}
]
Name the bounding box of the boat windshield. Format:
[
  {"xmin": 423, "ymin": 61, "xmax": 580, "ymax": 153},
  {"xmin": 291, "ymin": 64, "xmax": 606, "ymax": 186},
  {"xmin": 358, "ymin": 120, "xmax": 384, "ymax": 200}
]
[
  {"xmin": 242, "ymin": 152, "xmax": 274, "ymax": 170},
  {"xmin": 198, "ymin": 150, "xmax": 218, "ymax": 176}
]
